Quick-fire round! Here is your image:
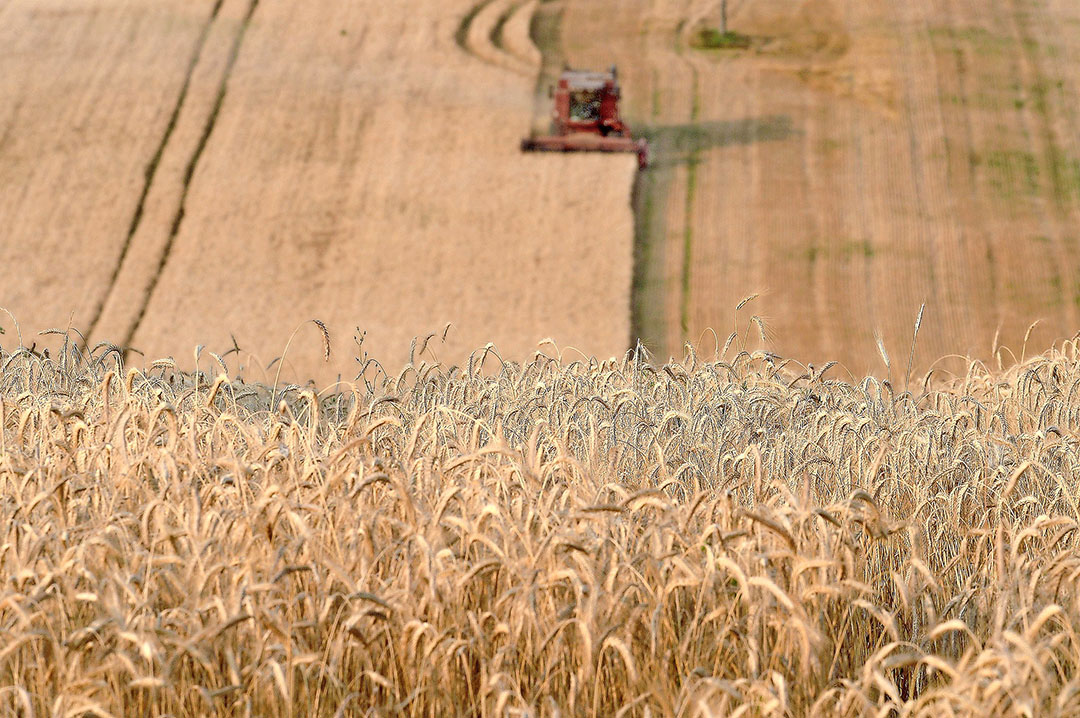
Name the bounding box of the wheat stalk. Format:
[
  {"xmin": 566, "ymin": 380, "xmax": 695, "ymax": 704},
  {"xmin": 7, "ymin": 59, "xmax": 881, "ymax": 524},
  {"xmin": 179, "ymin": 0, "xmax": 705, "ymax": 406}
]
[{"xmin": 1, "ymin": 335, "xmax": 1079, "ymax": 715}]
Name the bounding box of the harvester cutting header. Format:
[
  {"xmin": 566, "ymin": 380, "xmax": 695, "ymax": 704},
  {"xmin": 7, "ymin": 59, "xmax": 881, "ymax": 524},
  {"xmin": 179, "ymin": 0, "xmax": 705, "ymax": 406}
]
[{"xmin": 522, "ymin": 66, "xmax": 649, "ymax": 169}]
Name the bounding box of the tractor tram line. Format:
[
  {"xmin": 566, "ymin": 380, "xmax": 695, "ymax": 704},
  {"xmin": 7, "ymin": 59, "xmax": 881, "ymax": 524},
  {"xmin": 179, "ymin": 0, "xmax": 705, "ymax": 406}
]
[
  {"xmin": 84, "ymin": 0, "xmax": 261, "ymax": 355},
  {"xmin": 83, "ymin": 0, "xmax": 226, "ymax": 347},
  {"xmin": 124, "ymin": 0, "xmax": 262, "ymax": 351}
]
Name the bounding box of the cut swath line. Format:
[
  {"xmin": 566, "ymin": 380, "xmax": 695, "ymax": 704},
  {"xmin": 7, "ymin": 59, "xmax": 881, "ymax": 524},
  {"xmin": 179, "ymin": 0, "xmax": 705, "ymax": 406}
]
[
  {"xmin": 677, "ymin": 42, "xmax": 702, "ymax": 344},
  {"xmin": 123, "ymin": 0, "xmax": 262, "ymax": 351},
  {"xmin": 490, "ymin": 2, "xmax": 516, "ymax": 51},
  {"xmin": 680, "ymin": 158, "xmax": 698, "ymax": 341},
  {"xmin": 454, "ymin": 0, "xmax": 496, "ymax": 52},
  {"xmin": 456, "ymin": 0, "xmax": 533, "ymax": 76},
  {"xmin": 84, "ymin": 0, "xmax": 226, "ymax": 346}
]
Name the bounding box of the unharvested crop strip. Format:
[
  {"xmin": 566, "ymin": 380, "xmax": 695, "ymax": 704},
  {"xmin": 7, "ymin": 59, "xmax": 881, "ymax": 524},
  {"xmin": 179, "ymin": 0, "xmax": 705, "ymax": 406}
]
[
  {"xmin": 11, "ymin": 331, "xmax": 1080, "ymax": 714},
  {"xmin": 84, "ymin": 0, "xmax": 226, "ymax": 345},
  {"xmin": 123, "ymin": 0, "xmax": 261, "ymax": 350}
]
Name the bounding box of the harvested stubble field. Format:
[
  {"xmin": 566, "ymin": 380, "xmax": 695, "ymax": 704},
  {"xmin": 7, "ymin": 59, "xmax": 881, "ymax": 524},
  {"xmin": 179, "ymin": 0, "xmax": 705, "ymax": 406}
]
[
  {"xmin": 562, "ymin": 0, "xmax": 1080, "ymax": 375},
  {"xmin": 5, "ymin": 333, "xmax": 1080, "ymax": 715},
  {"xmin": 0, "ymin": 0, "xmax": 636, "ymax": 384}
]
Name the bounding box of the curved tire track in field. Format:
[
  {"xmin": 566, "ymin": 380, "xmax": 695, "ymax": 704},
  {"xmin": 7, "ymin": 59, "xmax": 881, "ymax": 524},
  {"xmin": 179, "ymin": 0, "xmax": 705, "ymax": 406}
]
[
  {"xmin": 499, "ymin": 0, "xmax": 542, "ymax": 68},
  {"xmin": 455, "ymin": 0, "xmax": 538, "ymax": 77},
  {"xmin": 84, "ymin": 0, "xmax": 226, "ymax": 346}
]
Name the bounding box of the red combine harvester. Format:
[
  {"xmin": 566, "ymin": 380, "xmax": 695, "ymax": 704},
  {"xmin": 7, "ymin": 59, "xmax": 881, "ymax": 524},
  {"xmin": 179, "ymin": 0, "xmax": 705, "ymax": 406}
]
[{"xmin": 521, "ymin": 66, "xmax": 649, "ymax": 170}]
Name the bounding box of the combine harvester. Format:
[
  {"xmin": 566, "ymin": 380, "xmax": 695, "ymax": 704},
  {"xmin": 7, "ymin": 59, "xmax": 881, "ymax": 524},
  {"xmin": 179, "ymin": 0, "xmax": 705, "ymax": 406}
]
[{"xmin": 522, "ymin": 66, "xmax": 649, "ymax": 170}]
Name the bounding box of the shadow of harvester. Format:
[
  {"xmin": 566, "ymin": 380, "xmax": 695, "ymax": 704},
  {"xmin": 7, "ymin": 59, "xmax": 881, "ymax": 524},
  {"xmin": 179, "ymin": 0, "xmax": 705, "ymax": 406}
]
[
  {"xmin": 628, "ymin": 115, "xmax": 798, "ymax": 354},
  {"xmin": 637, "ymin": 115, "xmax": 797, "ymax": 169}
]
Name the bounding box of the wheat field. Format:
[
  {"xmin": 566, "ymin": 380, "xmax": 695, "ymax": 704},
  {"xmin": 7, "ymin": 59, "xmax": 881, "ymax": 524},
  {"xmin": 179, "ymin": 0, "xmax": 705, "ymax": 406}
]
[
  {"xmin": 564, "ymin": 0, "xmax": 1080, "ymax": 374},
  {"xmin": 0, "ymin": 0, "xmax": 636, "ymax": 386},
  {"xmin": 3, "ymin": 327, "xmax": 1080, "ymax": 716}
]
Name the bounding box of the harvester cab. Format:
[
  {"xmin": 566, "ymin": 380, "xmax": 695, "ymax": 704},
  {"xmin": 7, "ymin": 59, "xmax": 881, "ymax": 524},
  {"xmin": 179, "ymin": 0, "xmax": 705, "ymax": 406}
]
[{"xmin": 522, "ymin": 66, "xmax": 649, "ymax": 169}]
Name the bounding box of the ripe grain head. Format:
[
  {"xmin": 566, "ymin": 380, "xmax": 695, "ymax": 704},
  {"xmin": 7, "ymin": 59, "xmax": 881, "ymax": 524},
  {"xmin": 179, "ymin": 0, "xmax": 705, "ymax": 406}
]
[{"xmin": 3, "ymin": 334, "xmax": 1080, "ymax": 715}]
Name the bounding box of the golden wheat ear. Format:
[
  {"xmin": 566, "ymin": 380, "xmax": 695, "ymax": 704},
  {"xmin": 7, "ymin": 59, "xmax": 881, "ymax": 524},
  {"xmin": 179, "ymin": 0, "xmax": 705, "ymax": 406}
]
[{"xmin": 6, "ymin": 331, "xmax": 1080, "ymax": 714}]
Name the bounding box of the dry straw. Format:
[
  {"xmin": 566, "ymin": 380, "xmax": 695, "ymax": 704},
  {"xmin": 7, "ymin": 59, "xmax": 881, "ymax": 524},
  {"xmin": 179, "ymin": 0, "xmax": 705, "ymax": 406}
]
[{"xmin": 3, "ymin": 330, "xmax": 1080, "ymax": 716}]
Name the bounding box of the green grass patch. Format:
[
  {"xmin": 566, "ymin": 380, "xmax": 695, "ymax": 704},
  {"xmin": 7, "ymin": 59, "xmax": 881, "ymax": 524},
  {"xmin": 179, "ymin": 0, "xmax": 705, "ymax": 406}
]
[
  {"xmin": 974, "ymin": 148, "xmax": 1042, "ymax": 198},
  {"xmin": 818, "ymin": 138, "xmax": 844, "ymax": 153},
  {"xmin": 691, "ymin": 27, "xmax": 751, "ymax": 51},
  {"xmin": 1044, "ymin": 272, "xmax": 1065, "ymax": 307},
  {"xmin": 974, "ymin": 144, "xmax": 1080, "ymax": 205},
  {"xmin": 928, "ymin": 25, "xmax": 1014, "ymax": 55},
  {"xmin": 846, "ymin": 239, "xmax": 875, "ymax": 259},
  {"xmin": 1048, "ymin": 147, "xmax": 1080, "ymax": 204}
]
